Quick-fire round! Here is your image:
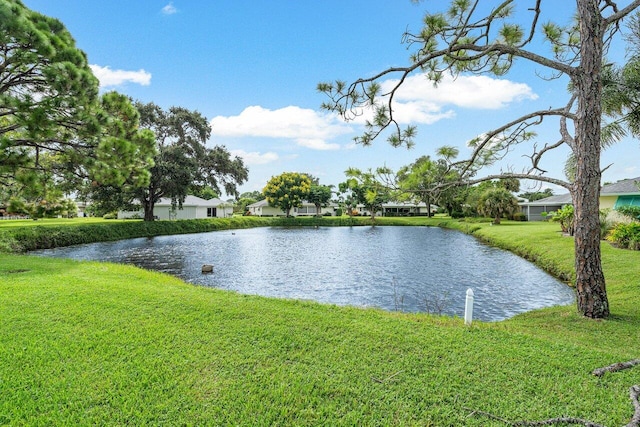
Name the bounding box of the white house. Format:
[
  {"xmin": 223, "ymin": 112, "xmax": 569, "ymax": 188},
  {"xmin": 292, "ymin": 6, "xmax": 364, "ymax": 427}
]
[
  {"xmin": 247, "ymin": 199, "xmax": 337, "ymax": 217},
  {"xmin": 118, "ymin": 195, "xmax": 232, "ymax": 220}
]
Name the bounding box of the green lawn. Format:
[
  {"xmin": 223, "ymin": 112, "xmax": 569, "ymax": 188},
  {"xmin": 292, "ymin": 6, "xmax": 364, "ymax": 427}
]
[
  {"xmin": 0, "ymin": 217, "xmax": 112, "ymax": 228},
  {"xmin": 1, "ymin": 219, "xmax": 639, "ymax": 425}
]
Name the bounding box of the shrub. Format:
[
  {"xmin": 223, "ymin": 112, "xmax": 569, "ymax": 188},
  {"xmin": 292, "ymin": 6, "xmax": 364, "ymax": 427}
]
[
  {"xmin": 607, "ymin": 222, "xmax": 640, "ymax": 250},
  {"xmin": 512, "ymin": 212, "xmax": 527, "ymax": 221},
  {"xmin": 615, "ymin": 205, "xmax": 640, "ymax": 220},
  {"xmin": 4, "ymin": 217, "xmax": 276, "ymax": 252},
  {"xmin": 599, "ymin": 208, "xmax": 615, "ymax": 240},
  {"xmin": 547, "ymin": 205, "xmax": 574, "ymax": 235}
]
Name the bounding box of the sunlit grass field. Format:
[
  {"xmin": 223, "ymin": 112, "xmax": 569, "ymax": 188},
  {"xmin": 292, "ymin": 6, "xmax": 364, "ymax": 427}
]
[
  {"xmin": 0, "ymin": 216, "xmax": 111, "ymax": 228},
  {"xmin": 1, "ymin": 218, "xmax": 639, "ymax": 425}
]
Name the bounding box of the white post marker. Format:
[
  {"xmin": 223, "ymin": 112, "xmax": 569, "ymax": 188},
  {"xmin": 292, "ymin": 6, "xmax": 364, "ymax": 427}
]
[{"xmin": 464, "ymin": 288, "xmax": 474, "ymax": 326}]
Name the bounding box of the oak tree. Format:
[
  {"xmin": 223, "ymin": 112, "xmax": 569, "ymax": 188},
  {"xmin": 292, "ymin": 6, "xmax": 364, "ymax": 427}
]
[
  {"xmin": 396, "ymin": 146, "xmax": 460, "ymax": 217},
  {"xmin": 133, "ymin": 102, "xmax": 248, "ymax": 221}
]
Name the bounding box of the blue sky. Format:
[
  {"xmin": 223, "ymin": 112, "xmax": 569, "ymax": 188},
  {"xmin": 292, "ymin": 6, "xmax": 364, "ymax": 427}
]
[{"xmin": 22, "ymin": 0, "xmax": 640, "ymax": 197}]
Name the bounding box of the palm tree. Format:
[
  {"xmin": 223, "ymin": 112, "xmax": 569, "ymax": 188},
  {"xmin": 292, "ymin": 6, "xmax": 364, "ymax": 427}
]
[{"xmin": 478, "ymin": 188, "xmax": 519, "ymax": 225}]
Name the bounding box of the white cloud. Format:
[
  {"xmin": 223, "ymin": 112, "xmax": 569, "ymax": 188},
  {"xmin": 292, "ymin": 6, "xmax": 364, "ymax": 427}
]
[
  {"xmin": 296, "ymin": 138, "xmax": 340, "ymax": 150},
  {"xmin": 211, "ymin": 105, "xmax": 351, "ymax": 150},
  {"xmin": 161, "ymin": 2, "xmax": 177, "ymax": 15},
  {"xmin": 230, "ymin": 149, "xmax": 279, "ymax": 166},
  {"xmin": 373, "ymin": 74, "xmax": 538, "ymax": 125},
  {"xmin": 90, "ymin": 65, "xmax": 151, "ymax": 88}
]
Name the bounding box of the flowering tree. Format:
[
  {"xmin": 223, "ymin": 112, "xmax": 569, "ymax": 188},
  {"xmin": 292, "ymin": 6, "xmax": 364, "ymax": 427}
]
[{"xmin": 263, "ymin": 172, "xmax": 312, "ymax": 217}]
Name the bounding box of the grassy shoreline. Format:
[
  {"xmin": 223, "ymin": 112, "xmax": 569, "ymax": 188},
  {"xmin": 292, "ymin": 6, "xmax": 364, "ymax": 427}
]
[{"xmin": 2, "ymin": 217, "xmax": 640, "ymax": 425}]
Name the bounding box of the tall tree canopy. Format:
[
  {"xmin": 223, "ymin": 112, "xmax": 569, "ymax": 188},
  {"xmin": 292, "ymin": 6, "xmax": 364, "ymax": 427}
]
[
  {"xmin": 1, "ymin": 0, "xmax": 156, "ymax": 207},
  {"xmin": 131, "ymin": 102, "xmax": 248, "ymax": 221},
  {"xmin": 0, "ymin": 0, "xmax": 99, "ymax": 176},
  {"xmin": 320, "ymin": 0, "xmax": 640, "ymax": 319}
]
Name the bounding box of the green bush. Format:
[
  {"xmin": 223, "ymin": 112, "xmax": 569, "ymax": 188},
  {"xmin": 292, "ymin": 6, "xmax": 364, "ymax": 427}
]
[
  {"xmin": 607, "ymin": 222, "xmax": 640, "ymax": 250},
  {"xmin": 2, "ymin": 217, "xmax": 276, "ymax": 252},
  {"xmin": 599, "ymin": 208, "xmax": 614, "ymax": 239},
  {"xmin": 512, "ymin": 212, "xmax": 527, "ymax": 221},
  {"xmin": 547, "ymin": 205, "xmax": 574, "ymax": 235},
  {"xmin": 615, "ymin": 205, "xmax": 640, "ymax": 220}
]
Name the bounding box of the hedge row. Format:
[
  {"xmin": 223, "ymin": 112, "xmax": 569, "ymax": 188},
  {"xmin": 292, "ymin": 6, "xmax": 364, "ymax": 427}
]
[{"xmin": 0, "ymin": 217, "xmax": 281, "ymax": 253}]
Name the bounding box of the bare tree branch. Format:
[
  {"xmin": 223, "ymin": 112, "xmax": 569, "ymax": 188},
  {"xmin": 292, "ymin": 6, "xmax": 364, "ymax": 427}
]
[
  {"xmin": 451, "ymin": 107, "xmax": 572, "ymax": 179},
  {"xmin": 592, "ymin": 359, "xmax": 640, "ymax": 377},
  {"xmin": 604, "ymin": 0, "xmax": 640, "ymax": 25},
  {"xmin": 627, "ymin": 385, "xmax": 640, "ymax": 427}
]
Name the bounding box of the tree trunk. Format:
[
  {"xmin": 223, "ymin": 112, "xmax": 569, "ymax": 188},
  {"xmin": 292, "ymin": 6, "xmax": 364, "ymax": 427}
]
[
  {"xmin": 424, "ymin": 196, "xmax": 432, "ymax": 217},
  {"xmin": 143, "ymin": 200, "xmax": 155, "ymax": 221},
  {"xmin": 141, "ymin": 188, "xmax": 158, "ymax": 222},
  {"xmin": 572, "ymin": 0, "xmax": 609, "ymax": 318}
]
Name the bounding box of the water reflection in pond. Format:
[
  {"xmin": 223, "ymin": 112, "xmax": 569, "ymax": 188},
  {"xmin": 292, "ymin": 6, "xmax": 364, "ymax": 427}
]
[{"xmin": 32, "ymin": 226, "xmax": 575, "ymax": 321}]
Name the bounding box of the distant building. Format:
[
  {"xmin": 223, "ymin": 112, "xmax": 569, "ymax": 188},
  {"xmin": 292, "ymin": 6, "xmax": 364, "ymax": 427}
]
[
  {"xmin": 519, "ymin": 177, "xmax": 640, "ymax": 221},
  {"xmin": 118, "ymin": 196, "xmax": 232, "ymax": 220},
  {"xmin": 379, "ymin": 202, "xmax": 438, "ymax": 217},
  {"xmin": 246, "ymin": 199, "xmax": 337, "ymax": 217},
  {"xmin": 519, "ymin": 194, "xmax": 572, "ymax": 221}
]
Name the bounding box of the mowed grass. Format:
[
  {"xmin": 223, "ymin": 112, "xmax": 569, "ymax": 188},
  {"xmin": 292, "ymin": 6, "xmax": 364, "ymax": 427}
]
[
  {"xmin": 0, "ymin": 217, "xmax": 111, "ymax": 228},
  {"xmin": 1, "ymin": 220, "xmax": 640, "ymax": 425}
]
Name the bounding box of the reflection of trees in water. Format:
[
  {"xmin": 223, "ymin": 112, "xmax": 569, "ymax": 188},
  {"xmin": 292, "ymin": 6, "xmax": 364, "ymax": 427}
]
[{"xmin": 118, "ymin": 245, "xmax": 187, "ymax": 275}]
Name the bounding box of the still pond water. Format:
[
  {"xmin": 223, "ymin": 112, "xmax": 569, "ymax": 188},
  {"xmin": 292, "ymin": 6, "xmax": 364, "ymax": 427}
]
[{"xmin": 33, "ymin": 226, "xmax": 575, "ymax": 321}]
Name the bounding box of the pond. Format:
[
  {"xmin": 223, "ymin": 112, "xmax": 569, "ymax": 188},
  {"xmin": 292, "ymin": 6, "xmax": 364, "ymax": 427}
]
[{"xmin": 32, "ymin": 226, "xmax": 575, "ymax": 321}]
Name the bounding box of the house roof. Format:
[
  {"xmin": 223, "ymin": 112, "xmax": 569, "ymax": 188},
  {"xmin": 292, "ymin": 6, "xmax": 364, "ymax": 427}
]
[
  {"xmin": 381, "ymin": 201, "xmax": 438, "ymax": 209},
  {"xmin": 155, "ymin": 195, "xmax": 226, "ymax": 207},
  {"xmin": 519, "ymin": 193, "xmax": 572, "ymax": 206},
  {"xmin": 247, "ymin": 199, "xmax": 338, "ymax": 208},
  {"xmin": 247, "ymin": 199, "xmax": 270, "ymax": 208},
  {"xmin": 519, "ymin": 177, "xmax": 640, "ymax": 206},
  {"xmin": 601, "ymin": 177, "xmax": 640, "ymax": 195}
]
